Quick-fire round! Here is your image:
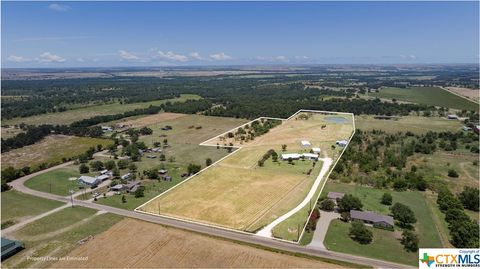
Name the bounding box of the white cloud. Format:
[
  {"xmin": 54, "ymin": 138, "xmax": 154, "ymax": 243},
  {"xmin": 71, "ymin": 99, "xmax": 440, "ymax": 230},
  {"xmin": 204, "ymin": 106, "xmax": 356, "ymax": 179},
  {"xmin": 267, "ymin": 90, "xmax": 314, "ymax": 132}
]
[
  {"xmin": 119, "ymin": 50, "xmax": 139, "ymax": 60},
  {"xmin": 295, "ymin": 56, "xmax": 309, "ymax": 60},
  {"xmin": 7, "ymin": 55, "xmax": 30, "ymax": 63},
  {"xmin": 37, "ymin": 52, "xmax": 66, "ymax": 63},
  {"xmin": 77, "ymin": 58, "xmax": 85, "ymax": 62},
  {"xmin": 255, "ymin": 55, "xmax": 289, "ymax": 62},
  {"xmin": 275, "ymin": 55, "xmax": 288, "ymax": 61},
  {"xmin": 48, "ymin": 3, "xmax": 71, "ymax": 12},
  {"xmin": 210, "ymin": 52, "xmax": 232, "ymax": 61},
  {"xmin": 189, "ymin": 52, "xmax": 203, "ymax": 60},
  {"xmin": 400, "ymin": 54, "xmax": 416, "ymax": 60},
  {"xmin": 155, "ymin": 51, "xmax": 189, "ymax": 62}
]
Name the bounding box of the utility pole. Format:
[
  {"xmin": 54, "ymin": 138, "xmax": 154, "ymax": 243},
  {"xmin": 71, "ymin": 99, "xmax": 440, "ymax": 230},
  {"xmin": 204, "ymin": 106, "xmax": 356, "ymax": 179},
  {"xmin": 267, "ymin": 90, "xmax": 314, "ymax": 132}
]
[{"xmin": 297, "ymin": 224, "xmax": 300, "ymax": 242}]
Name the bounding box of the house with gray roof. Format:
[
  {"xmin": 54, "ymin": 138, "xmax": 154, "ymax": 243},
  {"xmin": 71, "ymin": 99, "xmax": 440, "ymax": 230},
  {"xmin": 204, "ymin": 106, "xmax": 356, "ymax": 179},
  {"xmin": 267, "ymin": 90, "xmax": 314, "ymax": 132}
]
[
  {"xmin": 327, "ymin": 192, "xmax": 345, "ymax": 204},
  {"xmin": 350, "ymin": 210, "xmax": 394, "ymax": 228},
  {"xmin": 78, "ymin": 176, "xmax": 101, "ymax": 187},
  {"xmin": 1, "ymin": 237, "xmax": 24, "ymax": 260}
]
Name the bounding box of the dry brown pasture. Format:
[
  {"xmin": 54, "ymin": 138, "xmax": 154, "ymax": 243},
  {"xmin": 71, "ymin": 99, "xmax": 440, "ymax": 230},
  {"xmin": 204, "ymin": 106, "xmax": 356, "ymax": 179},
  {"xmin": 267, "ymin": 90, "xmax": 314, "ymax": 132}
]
[
  {"xmin": 445, "ymin": 87, "xmax": 480, "ymax": 103},
  {"xmin": 52, "ymin": 218, "xmax": 348, "ymax": 268}
]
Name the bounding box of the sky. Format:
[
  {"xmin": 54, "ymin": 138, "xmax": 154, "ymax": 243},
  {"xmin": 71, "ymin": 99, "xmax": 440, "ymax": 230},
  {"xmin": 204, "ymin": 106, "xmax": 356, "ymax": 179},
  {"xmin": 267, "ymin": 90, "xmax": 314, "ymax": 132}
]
[{"xmin": 2, "ymin": 1, "xmax": 479, "ymax": 68}]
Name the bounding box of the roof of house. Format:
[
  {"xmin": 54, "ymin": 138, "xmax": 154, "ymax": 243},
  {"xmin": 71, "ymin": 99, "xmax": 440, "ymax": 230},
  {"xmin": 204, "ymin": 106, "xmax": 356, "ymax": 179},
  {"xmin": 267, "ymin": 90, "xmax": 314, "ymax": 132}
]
[
  {"xmin": 327, "ymin": 192, "xmax": 345, "ymax": 200},
  {"xmin": 78, "ymin": 176, "xmax": 98, "ymax": 185},
  {"xmin": 125, "ymin": 181, "xmax": 140, "ymax": 189},
  {"xmin": 302, "ymin": 153, "xmax": 319, "ymax": 159},
  {"xmin": 281, "ymin": 153, "xmax": 302, "ymax": 159},
  {"xmin": 121, "ymin": 173, "xmax": 131, "ymax": 179},
  {"xmin": 110, "ymin": 184, "xmax": 124, "ymax": 190},
  {"xmin": 1, "ymin": 237, "xmax": 23, "ymax": 258},
  {"xmin": 312, "ymin": 147, "xmax": 321, "ymax": 152},
  {"xmin": 100, "ymin": 169, "xmax": 109, "ymax": 174},
  {"xmin": 159, "ymin": 169, "xmax": 168, "ymax": 173},
  {"xmin": 350, "ymin": 210, "xmax": 394, "ymax": 226},
  {"xmin": 97, "ymin": 175, "xmax": 110, "ymax": 181}
]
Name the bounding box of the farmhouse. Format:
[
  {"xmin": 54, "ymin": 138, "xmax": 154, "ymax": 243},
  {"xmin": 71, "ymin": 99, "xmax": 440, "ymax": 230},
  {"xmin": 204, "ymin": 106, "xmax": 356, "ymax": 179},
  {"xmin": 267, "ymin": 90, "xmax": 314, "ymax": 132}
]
[
  {"xmin": 125, "ymin": 181, "xmax": 141, "ymax": 193},
  {"xmin": 78, "ymin": 176, "xmax": 101, "ymax": 187},
  {"xmin": 302, "ymin": 153, "xmax": 319, "ymax": 160},
  {"xmin": 301, "ymin": 140, "xmax": 311, "ymax": 147},
  {"xmin": 336, "ymin": 140, "xmax": 348, "ymax": 147},
  {"xmin": 312, "ymin": 147, "xmax": 321, "ymax": 154},
  {"xmin": 110, "ymin": 184, "xmax": 124, "ymax": 192},
  {"xmin": 350, "ymin": 210, "xmax": 394, "ymax": 228},
  {"xmin": 121, "ymin": 173, "xmax": 131, "ymax": 180},
  {"xmin": 1, "ymin": 237, "xmax": 24, "ymax": 260},
  {"xmin": 281, "ymin": 153, "xmax": 302, "ymax": 161}
]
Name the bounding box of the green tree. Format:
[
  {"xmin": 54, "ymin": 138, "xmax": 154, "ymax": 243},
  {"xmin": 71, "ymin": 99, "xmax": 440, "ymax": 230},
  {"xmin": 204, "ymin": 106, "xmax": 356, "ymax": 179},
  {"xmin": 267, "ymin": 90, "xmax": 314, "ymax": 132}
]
[
  {"xmin": 319, "ymin": 199, "xmax": 335, "ymax": 211},
  {"xmin": 349, "ymin": 221, "xmax": 373, "ymax": 244},
  {"xmin": 89, "ymin": 160, "xmax": 104, "ymax": 171},
  {"xmin": 112, "ymin": 168, "xmax": 120, "ymax": 178},
  {"xmin": 458, "ymin": 186, "xmax": 479, "ymax": 211},
  {"xmin": 117, "ymin": 159, "xmax": 129, "ymax": 169},
  {"xmin": 449, "ymin": 220, "xmax": 480, "ymax": 248},
  {"xmin": 400, "ymin": 230, "xmax": 419, "ymax": 252},
  {"xmin": 391, "ymin": 203, "xmax": 416, "ymax": 228},
  {"xmin": 187, "ymin": 164, "xmax": 201, "ymax": 175},
  {"xmin": 79, "ymin": 163, "xmax": 89, "ymax": 174},
  {"xmin": 128, "ymin": 163, "xmax": 137, "ymax": 172},
  {"xmin": 448, "ymin": 169, "xmax": 459, "ymax": 178},
  {"xmin": 121, "ymin": 195, "xmax": 127, "ymax": 203},
  {"xmin": 104, "ymin": 160, "xmax": 116, "ymax": 170},
  {"xmin": 134, "ymin": 186, "xmax": 145, "ymax": 198},
  {"xmin": 338, "ymin": 194, "xmax": 363, "ymax": 212},
  {"xmin": 206, "ymin": 158, "xmax": 213, "ymax": 166},
  {"xmin": 381, "ymin": 192, "xmax": 393, "ymax": 205},
  {"xmin": 281, "ymin": 144, "xmax": 287, "ymax": 151}
]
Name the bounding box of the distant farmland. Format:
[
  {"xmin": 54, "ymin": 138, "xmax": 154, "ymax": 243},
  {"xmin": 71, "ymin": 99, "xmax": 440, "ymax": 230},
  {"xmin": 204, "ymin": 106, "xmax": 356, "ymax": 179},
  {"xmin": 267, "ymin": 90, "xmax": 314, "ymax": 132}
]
[{"xmin": 371, "ymin": 87, "xmax": 479, "ymax": 111}]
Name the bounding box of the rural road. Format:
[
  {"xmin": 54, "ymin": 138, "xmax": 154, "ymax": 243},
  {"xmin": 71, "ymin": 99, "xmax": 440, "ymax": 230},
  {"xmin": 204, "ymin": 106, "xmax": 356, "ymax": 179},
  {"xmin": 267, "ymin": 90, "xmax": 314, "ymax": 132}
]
[{"xmin": 8, "ymin": 163, "xmax": 413, "ymax": 269}]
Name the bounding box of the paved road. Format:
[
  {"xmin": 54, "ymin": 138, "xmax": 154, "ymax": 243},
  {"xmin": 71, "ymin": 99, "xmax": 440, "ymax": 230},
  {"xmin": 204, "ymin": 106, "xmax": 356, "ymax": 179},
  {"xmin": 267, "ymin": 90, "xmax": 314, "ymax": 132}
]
[{"xmin": 8, "ymin": 164, "xmax": 412, "ymax": 269}]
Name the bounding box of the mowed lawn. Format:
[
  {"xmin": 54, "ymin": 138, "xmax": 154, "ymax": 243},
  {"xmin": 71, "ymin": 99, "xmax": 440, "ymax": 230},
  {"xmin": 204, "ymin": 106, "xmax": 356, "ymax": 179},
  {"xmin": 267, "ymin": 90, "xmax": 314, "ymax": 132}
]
[
  {"xmin": 355, "ymin": 115, "xmax": 463, "ymax": 134},
  {"xmin": 25, "ymin": 167, "xmax": 81, "ymax": 196},
  {"xmin": 4, "ymin": 94, "xmax": 201, "ymax": 126},
  {"xmin": 371, "ymin": 87, "xmax": 479, "ymax": 111},
  {"xmin": 140, "ymin": 113, "xmax": 354, "ymax": 233},
  {"xmin": 3, "ymin": 206, "xmax": 123, "ymax": 269},
  {"xmin": 1, "ymin": 135, "xmax": 112, "ymax": 169},
  {"xmin": 323, "ymin": 182, "xmax": 444, "ymax": 266},
  {"xmin": 1, "ymin": 190, "xmax": 64, "ymax": 228}
]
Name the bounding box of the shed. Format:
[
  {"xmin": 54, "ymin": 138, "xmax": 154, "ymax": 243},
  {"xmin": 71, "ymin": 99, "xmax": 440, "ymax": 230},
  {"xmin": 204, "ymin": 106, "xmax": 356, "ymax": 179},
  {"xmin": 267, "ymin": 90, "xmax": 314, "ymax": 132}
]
[
  {"xmin": 301, "ymin": 140, "xmax": 311, "ymax": 147},
  {"xmin": 302, "ymin": 153, "xmax": 319, "ymax": 160},
  {"xmin": 1, "ymin": 237, "xmax": 24, "ymax": 260},
  {"xmin": 336, "ymin": 140, "xmax": 348, "ymax": 147},
  {"xmin": 121, "ymin": 173, "xmax": 131, "ymax": 180},
  {"xmin": 110, "ymin": 184, "xmax": 124, "ymax": 192},
  {"xmin": 312, "ymin": 147, "xmax": 321, "ymax": 154},
  {"xmin": 125, "ymin": 181, "xmax": 141, "ymax": 192},
  {"xmin": 100, "ymin": 169, "xmax": 109, "ymax": 175},
  {"xmin": 158, "ymin": 169, "xmax": 168, "ymax": 174}
]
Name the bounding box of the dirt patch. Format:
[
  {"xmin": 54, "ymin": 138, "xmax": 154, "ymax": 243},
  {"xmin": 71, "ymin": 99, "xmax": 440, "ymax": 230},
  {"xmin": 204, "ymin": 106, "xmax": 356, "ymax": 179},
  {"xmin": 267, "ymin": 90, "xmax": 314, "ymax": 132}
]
[
  {"xmin": 52, "ymin": 218, "xmax": 346, "ymax": 268},
  {"xmin": 116, "ymin": 112, "xmax": 186, "ymax": 128}
]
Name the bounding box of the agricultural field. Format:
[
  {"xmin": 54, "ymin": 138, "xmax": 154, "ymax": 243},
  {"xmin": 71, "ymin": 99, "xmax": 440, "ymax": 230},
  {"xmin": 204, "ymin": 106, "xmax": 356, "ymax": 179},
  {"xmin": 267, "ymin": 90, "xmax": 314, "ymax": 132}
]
[
  {"xmin": 3, "ymin": 94, "xmax": 201, "ymax": 126},
  {"xmin": 52, "ymin": 218, "xmax": 355, "ymax": 268},
  {"xmin": 1, "ymin": 190, "xmax": 64, "ymax": 229},
  {"xmin": 445, "ymin": 87, "xmax": 480, "ymax": 103},
  {"xmin": 93, "ymin": 114, "xmax": 247, "ymax": 209},
  {"xmin": 370, "ymin": 87, "xmax": 479, "ymax": 111},
  {"xmin": 2, "ymin": 206, "xmax": 123, "ymax": 269},
  {"xmin": 25, "ymin": 167, "xmax": 81, "ymax": 196},
  {"xmin": 323, "ymin": 182, "xmax": 444, "ymax": 266},
  {"xmin": 138, "ymin": 112, "xmax": 354, "ymax": 240},
  {"xmin": 355, "ymin": 115, "xmax": 463, "ymax": 134},
  {"xmin": 1, "ymin": 135, "xmax": 112, "ymax": 169},
  {"xmin": 1, "ymin": 126, "xmax": 24, "ymax": 139}
]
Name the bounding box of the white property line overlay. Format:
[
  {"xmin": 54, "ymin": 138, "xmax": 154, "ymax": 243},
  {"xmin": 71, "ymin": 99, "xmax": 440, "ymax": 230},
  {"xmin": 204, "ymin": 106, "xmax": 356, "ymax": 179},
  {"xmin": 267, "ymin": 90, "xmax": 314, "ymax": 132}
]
[{"xmin": 134, "ymin": 109, "xmax": 355, "ymax": 245}]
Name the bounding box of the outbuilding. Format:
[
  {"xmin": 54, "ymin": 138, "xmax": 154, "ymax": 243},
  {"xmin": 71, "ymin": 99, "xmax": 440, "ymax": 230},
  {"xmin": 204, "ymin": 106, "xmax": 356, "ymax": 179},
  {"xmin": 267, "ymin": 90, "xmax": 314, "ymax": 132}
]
[
  {"xmin": 302, "ymin": 153, "xmax": 319, "ymax": 160},
  {"xmin": 281, "ymin": 153, "xmax": 302, "ymax": 161},
  {"xmin": 301, "ymin": 140, "xmax": 311, "ymax": 147},
  {"xmin": 110, "ymin": 184, "xmax": 124, "ymax": 192},
  {"xmin": 121, "ymin": 173, "xmax": 131, "ymax": 180},
  {"xmin": 1, "ymin": 237, "xmax": 24, "ymax": 260},
  {"xmin": 312, "ymin": 147, "xmax": 321, "ymax": 154},
  {"xmin": 97, "ymin": 175, "xmax": 110, "ymax": 182},
  {"xmin": 336, "ymin": 140, "xmax": 348, "ymax": 147}
]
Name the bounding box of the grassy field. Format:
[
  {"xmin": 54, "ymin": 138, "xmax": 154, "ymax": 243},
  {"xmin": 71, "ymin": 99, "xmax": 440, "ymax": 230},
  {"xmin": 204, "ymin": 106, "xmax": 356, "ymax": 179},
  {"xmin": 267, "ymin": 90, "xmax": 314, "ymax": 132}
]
[
  {"xmin": 4, "ymin": 94, "xmax": 201, "ymax": 126},
  {"xmin": 3, "ymin": 206, "xmax": 123, "ymax": 269},
  {"xmin": 52, "ymin": 218, "xmax": 357, "ymax": 268},
  {"xmin": 25, "ymin": 167, "xmax": 81, "ymax": 196},
  {"xmin": 139, "ymin": 112, "xmax": 354, "ymax": 236},
  {"xmin": 1, "ymin": 126, "xmax": 24, "ymax": 139},
  {"xmin": 1, "ymin": 190, "xmax": 64, "ymax": 228},
  {"xmin": 323, "ymin": 182, "xmax": 444, "ymax": 266},
  {"xmin": 1, "ymin": 135, "xmax": 112, "ymax": 169},
  {"xmin": 370, "ymin": 87, "xmax": 479, "ymax": 111},
  {"xmin": 355, "ymin": 115, "xmax": 463, "ymax": 134}
]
